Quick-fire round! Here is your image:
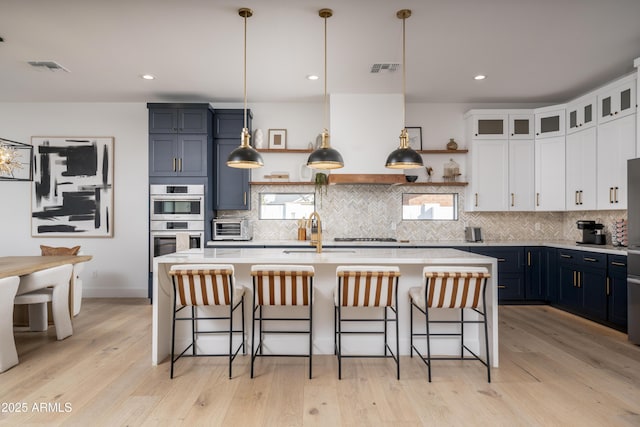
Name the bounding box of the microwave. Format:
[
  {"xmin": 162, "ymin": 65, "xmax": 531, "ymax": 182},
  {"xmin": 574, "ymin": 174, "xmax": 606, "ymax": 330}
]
[{"xmin": 212, "ymin": 218, "xmax": 252, "ymax": 241}]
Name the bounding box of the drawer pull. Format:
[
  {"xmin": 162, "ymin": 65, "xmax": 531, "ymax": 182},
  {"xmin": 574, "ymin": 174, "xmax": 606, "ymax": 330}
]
[
  {"xmin": 583, "ymin": 257, "xmax": 597, "ymax": 262},
  {"xmin": 497, "ymin": 258, "xmax": 506, "ymax": 262},
  {"xmin": 611, "ymin": 261, "xmax": 626, "ymax": 267},
  {"xmin": 560, "ymin": 254, "xmax": 572, "ymax": 259},
  {"xmin": 497, "ymin": 285, "xmax": 507, "ymax": 289}
]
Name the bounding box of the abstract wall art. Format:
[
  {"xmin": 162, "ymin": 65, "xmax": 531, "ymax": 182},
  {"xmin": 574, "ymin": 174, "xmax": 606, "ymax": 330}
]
[{"xmin": 31, "ymin": 137, "xmax": 114, "ymax": 237}]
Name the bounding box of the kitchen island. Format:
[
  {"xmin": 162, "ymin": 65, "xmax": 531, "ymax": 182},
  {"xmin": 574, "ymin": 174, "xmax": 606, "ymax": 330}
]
[{"xmin": 152, "ymin": 247, "xmax": 499, "ymax": 367}]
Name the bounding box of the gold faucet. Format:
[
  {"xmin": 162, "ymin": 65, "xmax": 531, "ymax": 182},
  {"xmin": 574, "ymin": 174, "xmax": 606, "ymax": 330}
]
[{"xmin": 308, "ymin": 211, "xmax": 322, "ymax": 253}]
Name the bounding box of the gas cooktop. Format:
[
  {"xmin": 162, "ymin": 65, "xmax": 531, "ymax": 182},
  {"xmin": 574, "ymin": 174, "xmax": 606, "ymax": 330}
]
[{"xmin": 334, "ymin": 237, "xmax": 397, "ymax": 242}]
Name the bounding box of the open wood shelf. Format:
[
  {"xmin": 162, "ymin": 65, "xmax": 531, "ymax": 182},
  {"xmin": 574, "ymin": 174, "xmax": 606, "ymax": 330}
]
[
  {"xmin": 249, "ymin": 181, "xmax": 468, "ymax": 186},
  {"xmin": 256, "ymin": 148, "xmax": 312, "ymax": 153},
  {"xmin": 250, "ymin": 181, "xmax": 314, "ymax": 185},
  {"xmin": 417, "ymin": 149, "xmax": 468, "ymax": 154},
  {"xmin": 399, "ymin": 181, "xmax": 468, "ymax": 186}
]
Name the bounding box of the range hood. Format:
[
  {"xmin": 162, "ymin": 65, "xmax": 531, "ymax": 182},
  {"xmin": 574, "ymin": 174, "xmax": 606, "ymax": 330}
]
[{"xmin": 329, "ymin": 93, "xmax": 404, "ymax": 179}]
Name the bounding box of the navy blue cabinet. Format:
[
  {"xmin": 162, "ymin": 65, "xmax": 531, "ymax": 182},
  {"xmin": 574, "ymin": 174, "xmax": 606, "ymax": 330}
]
[
  {"xmin": 148, "ymin": 104, "xmax": 212, "ymax": 177},
  {"xmin": 525, "ymin": 247, "xmax": 546, "ymax": 301},
  {"xmin": 468, "ymin": 246, "xmax": 524, "ymax": 301},
  {"xmin": 607, "ymin": 255, "xmax": 628, "ymax": 330},
  {"xmin": 214, "ymin": 109, "xmax": 252, "ymax": 210}
]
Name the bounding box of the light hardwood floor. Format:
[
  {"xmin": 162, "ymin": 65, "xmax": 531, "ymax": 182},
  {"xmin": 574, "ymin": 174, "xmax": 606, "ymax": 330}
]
[{"xmin": 1, "ymin": 299, "xmax": 639, "ymax": 426}]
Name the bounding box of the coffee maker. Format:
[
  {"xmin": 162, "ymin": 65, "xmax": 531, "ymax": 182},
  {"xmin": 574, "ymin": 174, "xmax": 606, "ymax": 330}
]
[{"xmin": 576, "ymin": 220, "xmax": 605, "ymax": 245}]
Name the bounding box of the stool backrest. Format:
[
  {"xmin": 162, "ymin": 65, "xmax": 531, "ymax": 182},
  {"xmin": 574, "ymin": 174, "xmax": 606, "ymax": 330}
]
[
  {"xmin": 251, "ymin": 265, "xmax": 314, "ymax": 306},
  {"xmin": 169, "ymin": 264, "xmax": 235, "ymax": 306},
  {"xmin": 422, "ymin": 266, "xmax": 490, "ymax": 309},
  {"xmin": 336, "ymin": 266, "xmax": 400, "ymax": 307}
]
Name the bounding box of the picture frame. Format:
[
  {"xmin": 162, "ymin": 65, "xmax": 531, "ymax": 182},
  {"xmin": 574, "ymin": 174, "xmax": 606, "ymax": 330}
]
[
  {"xmin": 268, "ymin": 129, "xmax": 287, "ymax": 150},
  {"xmin": 31, "ymin": 136, "xmax": 114, "ymax": 237},
  {"xmin": 406, "ymin": 127, "xmax": 422, "ymax": 151}
]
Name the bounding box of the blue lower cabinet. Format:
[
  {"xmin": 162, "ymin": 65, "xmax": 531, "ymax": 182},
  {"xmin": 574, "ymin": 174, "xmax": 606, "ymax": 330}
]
[
  {"xmin": 468, "ymin": 246, "xmax": 524, "ymax": 303},
  {"xmin": 607, "ymin": 255, "xmax": 628, "ymax": 331},
  {"xmin": 525, "ymin": 247, "xmax": 546, "ymax": 301}
]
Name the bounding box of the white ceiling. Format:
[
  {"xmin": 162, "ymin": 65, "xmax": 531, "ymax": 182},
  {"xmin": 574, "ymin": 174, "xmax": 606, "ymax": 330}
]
[{"xmin": 1, "ymin": 0, "xmax": 639, "ymax": 104}]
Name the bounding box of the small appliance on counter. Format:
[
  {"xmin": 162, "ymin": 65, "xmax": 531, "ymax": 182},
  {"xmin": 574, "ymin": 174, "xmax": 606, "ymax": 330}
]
[
  {"xmin": 212, "ymin": 217, "xmax": 252, "ymax": 241},
  {"xmin": 464, "ymin": 227, "xmax": 483, "ymax": 242},
  {"xmin": 576, "ymin": 220, "xmax": 605, "ymax": 245}
]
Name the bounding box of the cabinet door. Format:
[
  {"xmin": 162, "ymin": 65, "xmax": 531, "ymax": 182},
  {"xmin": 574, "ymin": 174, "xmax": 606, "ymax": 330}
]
[
  {"xmin": 567, "ymin": 96, "xmax": 596, "ymax": 134},
  {"xmin": 565, "ymin": 127, "xmax": 597, "ymax": 211},
  {"xmin": 535, "ymin": 136, "xmax": 566, "ymax": 211},
  {"xmin": 149, "ymin": 134, "xmax": 178, "ymax": 176},
  {"xmin": 525, "ymin": 247, "xmax": 546, "ymax": 300},
  {"xmin": 496, "ymin": 274, "xmax": 525, "ymax": 301},
  {"xmin": 472, "ymin": 114, "xmax": 508, "ymax": 139},
  {"xmin": 508, "ymin": 114, "xmax": 534, "ymax": 139},
  {"xmin": 179, "ymin": 109, "xmax": 209, "ymax": 133},
  {"xmin": 469, "ymin": 139, "xmax": 509, "ymax": 211},
  {"xmin": 598, "ymin": 78, "xmax": 636, "ymax": 125},
  {"xmin": 580, "ymin": 266, "xmax": 607, "ymax": 321},
  {"xmin": 149, "ymin": 108, "xmax": 178, "ymax": 134},
  {"xmin": 216, "ymin": 140, "xmax": 250, "ymax": 210},
  {"xmin": 214, "ymin": 110, "xmax": 252, "ymax": 139},
  {"xmin": 178, "ymin": 135, "xmax": 208, "ymax": 177},
  {"xmin": 558, "ymin": 263, "xmax": 582, "ymax": 310},
  {"xmin": 596, "ymin": 114, "xmax": 636, "ymax": 210},
  {"xmin": 508, "ymin": 139, "xmax": 534, "ymax": 211},
  {"xmin": 535, "ymin": 109, "xmax": 565, "ymax": 139},
  {"xmin": 607, "ymin": 255, "xmax": 627, "ymax": 329}
]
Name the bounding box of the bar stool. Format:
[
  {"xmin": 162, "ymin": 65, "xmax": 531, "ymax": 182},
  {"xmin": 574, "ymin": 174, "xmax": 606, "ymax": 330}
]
[
  {"xmin": 409, "ymin": 266, "xmax": 491, "ymax": 382},
  {"xmin": 168, "ymin": 264, "xmax": 246, "ymax": 379},
  {"xmin": 334, "ymin": 266, "xmax": 401, "ymax": 380},
  {"xmin": 250, "ymin": 265, "xmax": 314, "ymax": 379},
  {"xmin": 14, "ymin": 264, "xmax": 74, "ymax": 341}
]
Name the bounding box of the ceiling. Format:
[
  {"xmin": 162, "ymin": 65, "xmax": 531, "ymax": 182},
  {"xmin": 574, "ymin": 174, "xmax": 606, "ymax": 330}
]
[{"xmin": 1, "ymin": 0, "xmax": 639, "ymax": 104}]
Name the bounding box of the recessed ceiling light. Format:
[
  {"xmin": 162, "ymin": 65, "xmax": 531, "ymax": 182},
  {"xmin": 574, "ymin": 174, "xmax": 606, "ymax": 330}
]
[
  {"xmin": 474, "ymin": 74, "xmax": 486, "ymax": 80},
  {"xmin": 306, "ymin": 74, "xmax": 319, "ymax": 81},
  {"xmin": 141, "ymin": 74, "xmax": 156, "ymax": 80}
]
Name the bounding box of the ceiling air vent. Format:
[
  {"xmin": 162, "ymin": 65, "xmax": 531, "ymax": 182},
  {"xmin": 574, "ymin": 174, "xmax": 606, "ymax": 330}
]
[
  {"xmin": 28, "ymin": 60, "xmax": 70, "ymax": 72},
  {"xmin": 370, "ymin": 63, "xmax": 400, "ymax": 74}
]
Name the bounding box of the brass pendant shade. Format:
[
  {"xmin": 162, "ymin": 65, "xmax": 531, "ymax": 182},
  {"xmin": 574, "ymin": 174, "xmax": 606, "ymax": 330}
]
[
  {"xmin": 385, "ymin": 9, "xmax": 423, "ymax": 170},
  {"xmin": 307, "ymin": 8, "xmax": 344, "ymax": 170},
  {"xmin": 227, "ymin": 7, "xmax": 264, "ymax": 169}
]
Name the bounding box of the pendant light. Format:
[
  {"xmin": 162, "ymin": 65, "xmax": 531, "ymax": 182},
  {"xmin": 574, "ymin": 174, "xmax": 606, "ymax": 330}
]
[
  {"xmin": 385, "ymin": 9, "xmax": 423, "ymax": 170},
  {"xmin": 307, "ymin": 8, "xmax": 344, "ymax": 170},
  {"xmin": 227, "ymin": 7, "xmax": 264, "ymax": 169}
]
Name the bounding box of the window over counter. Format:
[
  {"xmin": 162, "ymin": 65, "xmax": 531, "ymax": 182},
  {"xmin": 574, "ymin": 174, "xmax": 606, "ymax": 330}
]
[
  {"xmin": 402, "ymin": 193, "xmax": 458, "ymax": 220},
  {"xmin": 259, "ymin": 193, "xmax": 315, "ymax": 220}
]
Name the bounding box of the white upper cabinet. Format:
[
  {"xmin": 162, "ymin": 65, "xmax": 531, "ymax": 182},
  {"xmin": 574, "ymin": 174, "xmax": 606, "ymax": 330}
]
[
  {"xmin": 535, "ymin": 106, "xmax": 566, "ymax": 139},
  {"xmin": 508, "ymin": 113, "xmax": 534, "ymax": 139},
  {"xmin": 597, "ymin": 74, "xmax": 637, "ymax": 125},
  {"xmin": 470, "ymin": 113, "xmax": 508, "ymax": 139},
  {"xmin": 468, "ymin": 139, "xmax": 509, "ymax": 211},
  {"xmin": 565, "ymin": 127, "xmax": 597, "ymax": 211},
  {"xmin": 508, "ymin": 139, "xmax": 535, "ymax": 211},
  {"xmin": 596, "ymin": 114, "xmax": 636, "ymax": 210},
  {"xmin": 535, "ymin": 136, "xmax": 566, "ymax": 211},
  {"xmin": 566, "ymin": 95, "xmax": 597, "ymax": 135}
]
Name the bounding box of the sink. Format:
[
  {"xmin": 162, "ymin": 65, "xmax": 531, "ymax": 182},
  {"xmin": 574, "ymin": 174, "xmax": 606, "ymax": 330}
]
[{"xmin": 283, "ymin": 249, "xmax": 356, "ymax": 254}]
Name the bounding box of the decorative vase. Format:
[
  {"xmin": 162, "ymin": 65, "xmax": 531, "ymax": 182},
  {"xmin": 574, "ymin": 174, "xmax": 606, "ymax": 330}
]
[
  {"xmin": 254, "ymin": 129, "xmax": 264, "ymax": 149},
  {"xmin": 446, "ymin": 138, "xmax": 458, "ymax": 150}
]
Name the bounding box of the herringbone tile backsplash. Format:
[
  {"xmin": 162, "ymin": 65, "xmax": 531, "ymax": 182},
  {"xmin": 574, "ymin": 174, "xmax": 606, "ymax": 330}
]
[{"xmin": 222, "ymin": 184, "xmax": 626, "ymax": 244}]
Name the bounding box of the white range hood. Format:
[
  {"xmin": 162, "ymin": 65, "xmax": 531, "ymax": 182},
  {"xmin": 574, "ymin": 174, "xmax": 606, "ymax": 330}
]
[{"xmin": 329, "ymin": 93, "xmax": 404, "ymax": 176}]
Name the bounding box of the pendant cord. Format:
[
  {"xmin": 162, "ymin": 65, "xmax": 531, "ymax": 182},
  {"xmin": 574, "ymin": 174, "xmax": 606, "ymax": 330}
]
[
  {"xmin": 323, "ymin": 14, "xmax": 328, "ymax": 132},
  {"xmin": 402, "ymin": 15, "xmax": 406, "ymax": 128},
  {"xmin": 243, "ymin": 12, "xmax": 248, "ymax": 131}
]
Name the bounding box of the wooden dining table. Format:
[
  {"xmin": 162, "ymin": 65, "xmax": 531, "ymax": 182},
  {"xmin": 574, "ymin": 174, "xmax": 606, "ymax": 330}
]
[{"xmin": 0, "ymin": 255, "xmax": 92, "ymax": 373}]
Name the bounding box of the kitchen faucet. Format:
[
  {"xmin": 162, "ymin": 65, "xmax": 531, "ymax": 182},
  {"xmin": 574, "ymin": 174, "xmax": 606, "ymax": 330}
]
[{"xmin": 309, "ymin": 211, "xmax": 322, "ymax": 253}]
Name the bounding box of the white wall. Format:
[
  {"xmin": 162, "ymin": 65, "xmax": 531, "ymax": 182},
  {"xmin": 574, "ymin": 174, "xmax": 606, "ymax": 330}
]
[{"xmin": 0, "ymin": 103, "xmax": 149, "ymax": 297}]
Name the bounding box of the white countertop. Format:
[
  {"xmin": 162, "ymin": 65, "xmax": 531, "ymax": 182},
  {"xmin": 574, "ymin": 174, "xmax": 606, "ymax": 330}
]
[{"xmin": 206, "ymin": 239, "xmax": 627, "ymax": 256}]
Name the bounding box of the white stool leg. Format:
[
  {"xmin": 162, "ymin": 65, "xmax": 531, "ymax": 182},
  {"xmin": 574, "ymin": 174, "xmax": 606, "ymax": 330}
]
[
  {"xmin": 51, "ymin": 278, "xmax": 73, "ymax": 340},
  {"xmin": 0, "ymin": 277, "xmax": 20, "ymax": 373},
  {"xmin": 28, "ymin": 303, "xmax": 48, "ymax": 332}
]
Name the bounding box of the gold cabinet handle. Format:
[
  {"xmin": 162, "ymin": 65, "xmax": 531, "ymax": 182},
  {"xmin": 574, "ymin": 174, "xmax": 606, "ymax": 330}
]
[
  {"xmin": 536, "ymin": 193, "xmax": 540, "ymax": 207},
  {"xmin": 172, "ymin": 157, "xmax": 177, "ymax": 172},
  {"xmin": 573, "ymin": 271, "xmax": 576, "ymax": 287},
  {"xmin": 511, "ymin": 193, "xmax": 515, "ymax": 207},
  {"xmin": 527, "ymin": 251, "xmax": 531, "ymax": 266},
  {"xmin": 583, "ymin": 257, "xmax": 597, "ymax": 262},
  {"xmin": 575, "ymin": 190, "xmax": 579, "ymax": 205},
  {"xmin": 560, "ymin": 254, "xmax": 572, "ymax": 259},
  {"xmin": 611, "ymin": 261, "xmax": 626, "ymax": 267},
  {"xmin": 614, "ymin": 186, "xmax": 619, "ymax": 203},
  {"xmin": 497, "ymin": 285, "xmax": 507, "ymax": 289},
  {"xmin": 609, "ymin": 187, "xmax": 614, "ymax": 203},
  {"xmin": 178, "ymin": 158, "xmax": 182, "ymax": 172},
  {"xmin": 475, "ymin": 193, "xmax": 478, "ymax": 207},
  {"xmin": 606, "ymin": 277, "xmax": 610, "ymax": 296},
  {"xmin": 243, "ymin": 191, "xmax": 247, "ymax": 206},
  {"xmin": 578, "ymin": 271, "xmax": 581, "ymax": 288},
  {"xmin": 497, "ymin": 258, "xmax": 506, "ymax": 262}
]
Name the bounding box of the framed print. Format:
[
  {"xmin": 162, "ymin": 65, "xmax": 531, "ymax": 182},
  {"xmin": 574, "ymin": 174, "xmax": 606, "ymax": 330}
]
[
  {"xmin": 31, "ymin": 136, "xmax": 114, "ymax": 237},
  {"xmin": 268, "ymin": 129, "xmax": 287, "ymax": 150},
  {"xmin": 406, "ymin": 127, "xmax": 422, "ymax": 150}
]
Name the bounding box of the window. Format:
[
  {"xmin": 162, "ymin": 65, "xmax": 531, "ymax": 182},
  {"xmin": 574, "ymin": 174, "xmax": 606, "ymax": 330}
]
[
  {"xmin": 402, "ymin": 193, "xmax": 458, "ymax": 220},
  {"xmin": 259, "ymin": 193, "xmax": 315, "ymax": 220}
]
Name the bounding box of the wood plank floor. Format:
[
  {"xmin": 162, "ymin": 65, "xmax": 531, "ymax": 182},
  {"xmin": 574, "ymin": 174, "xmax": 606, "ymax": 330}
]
[{"xmin": 1, "ymin": 299, "xmax": 639, "ymax": 426}]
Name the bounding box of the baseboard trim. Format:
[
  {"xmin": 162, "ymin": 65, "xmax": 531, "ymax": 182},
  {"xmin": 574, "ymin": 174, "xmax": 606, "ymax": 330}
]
[{"xmin": 83, "ymin": 288, "xmax": 148, "ymax": 298}]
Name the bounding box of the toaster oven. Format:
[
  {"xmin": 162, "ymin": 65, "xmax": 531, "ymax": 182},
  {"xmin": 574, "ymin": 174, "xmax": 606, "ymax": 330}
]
[{"xmin": 212, "ymin": 218, "xmax": 252, "ymax": 240}]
